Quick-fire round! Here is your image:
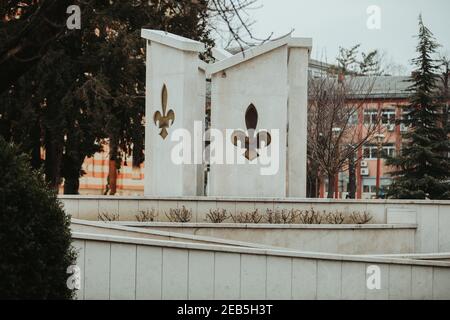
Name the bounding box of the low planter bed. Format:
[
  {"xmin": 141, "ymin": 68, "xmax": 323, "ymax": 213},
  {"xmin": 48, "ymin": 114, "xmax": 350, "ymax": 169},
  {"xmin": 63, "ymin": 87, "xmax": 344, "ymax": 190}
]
[{"xmin": 113, "ymin": 222, "xmax": 417, "ymax": 255}]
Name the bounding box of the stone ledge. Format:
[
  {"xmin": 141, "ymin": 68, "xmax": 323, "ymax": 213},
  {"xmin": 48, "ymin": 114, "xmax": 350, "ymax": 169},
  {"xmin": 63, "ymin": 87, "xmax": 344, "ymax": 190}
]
[
  {"xmin": 113, "ymin": 221, "xmax": 418, "ymax": 230},
  {"xmin": 360, "ymin": 253, "xmax": 450, "ymax": 260},
  {"xmin": 71, "ymin": 219, "xmax": 277, "ymax": 250},
  {"xmin": 72, "ymin": 231, "xmax": 450, "ymax": 268},
  {"xmin": 58, "ymin": 195, "xmax": 450, "ymax": 205}
]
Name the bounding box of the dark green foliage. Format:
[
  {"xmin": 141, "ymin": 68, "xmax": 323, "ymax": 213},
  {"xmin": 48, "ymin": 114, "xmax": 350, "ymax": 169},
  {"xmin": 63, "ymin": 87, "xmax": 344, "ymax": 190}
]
[
  {"xmin": 0, "ymin": 138, "xmax": 76, "ymax": 299},
  {"xmin": 387, "ymin": 16, "xmax": 450, "ymax": 199},
  {"xmin": 0, "ymin": 0, "xmax": 74, "ymax": 93},
  {"xmin": 0, "ymin": 0, "xmax": 214, "ymax": 194}
]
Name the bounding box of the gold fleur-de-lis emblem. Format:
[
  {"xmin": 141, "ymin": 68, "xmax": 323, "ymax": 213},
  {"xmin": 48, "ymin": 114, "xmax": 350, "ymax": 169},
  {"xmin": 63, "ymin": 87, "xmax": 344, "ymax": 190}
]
[
  {"xmin": 153, "ymin": 84, "xmax": 175, "ymax": 140},
  {"xmin": 231, "ymin": 104, "xmax": 272, "ymax": 161}
]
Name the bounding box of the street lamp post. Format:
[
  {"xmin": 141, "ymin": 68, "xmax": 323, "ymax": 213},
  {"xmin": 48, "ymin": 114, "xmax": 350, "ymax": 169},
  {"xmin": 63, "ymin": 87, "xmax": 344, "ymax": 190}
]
[{"xmin": 375, "ymin": 133, "xmax": 385, "ymax": 199}]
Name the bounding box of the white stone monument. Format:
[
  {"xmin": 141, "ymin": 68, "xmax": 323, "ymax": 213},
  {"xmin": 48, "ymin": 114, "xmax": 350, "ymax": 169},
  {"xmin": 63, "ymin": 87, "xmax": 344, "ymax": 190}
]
[
  {"xmin": 141, "ymin": 29, "xmax": 206, "ymax": 197},
  {"xmin": 206, "ymin": 35, "xmax": 312, "ymax": 198}
]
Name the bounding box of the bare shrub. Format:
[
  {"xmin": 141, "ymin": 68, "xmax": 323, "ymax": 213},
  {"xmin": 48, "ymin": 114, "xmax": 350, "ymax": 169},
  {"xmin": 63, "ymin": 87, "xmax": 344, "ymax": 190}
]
[
  {"xmin": 349, "ymin": 211, "xmax": 373, "ymax": 224},
  {"xmin": 165, "ymin": 206, "xmax": 192, "ymax": 223},
  {"xmin": 231, "ymin": 210, "xmax": 263, "ymax": 224},
  {"xmin": 98, "ymin": 212, "xmax": 119, "ymax": 222},
  {"xmin": 265, "ymin": 209, "xmax": 300, "ymax": 224},
  {"xmin": 265, "ymin": 209, "xmax": 283, "ymax": 224},
  {"xmin": 199, "ymin": 206, "xmax": 373, "ymax": 226},
  {"xmin": 283, "ymin": 209, "xmax": 301, "ymax": 224},
  {"xmin": 135, "ymin": 209, "xmax": 158, "ymax": 222},
  {"xmin": 299, "ymin": 208, "xmax": 323, "ymax": 224},
  {"xmin": 325, "ymin": 211, "xmax": 345, "ymax": 224},
  {"xmin": 207, "ymin": 209, "xmax": 229, "ymax": 223}
]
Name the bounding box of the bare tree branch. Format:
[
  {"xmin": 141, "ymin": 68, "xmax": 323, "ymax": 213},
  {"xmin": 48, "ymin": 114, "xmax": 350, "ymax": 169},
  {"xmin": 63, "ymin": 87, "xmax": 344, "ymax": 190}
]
[{"xmin": 308, "ymin": 72, "xmax": 392, "ymax": 198}]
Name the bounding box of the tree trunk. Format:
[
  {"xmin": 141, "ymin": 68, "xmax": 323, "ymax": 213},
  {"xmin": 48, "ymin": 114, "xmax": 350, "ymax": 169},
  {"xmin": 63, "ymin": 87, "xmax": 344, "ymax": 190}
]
[
  {"xmin": 307, "ymin": 162, "xmax": 319, "ymax": 198},
  {"xmin": 44, "ymin": 134, "xmax": 63, "ymax": 191},
  {"xmin": 444, "ymin": 66, "xmax": 449, "ymax": 135},
  {"xmin": 64, "ymin": 175, "xmax": 80, "ymax": 195},
  {"xmin": 327, "ymin": 173, "xmax": 335, "ymax": 199},
  {"xmin": 30, "ymin": 121, "xmax": 42, "ymax": 170},
  {"xmin": 63, "ymin": 156, "xmax": 83, "ymax": 195},
  {"xmin": 108, "ymin": 160, "xmax": 117, "ymax": 195},
  {"xmin": 348, "ymin": 153, "xmax": 356, "ymax": 199},
  {"xmin": 307, "ymin": 175, "xmax": 318, "ymax": 198},
  {"xmin": 107, "ymin": 138, "xmax": 118, "ymax": 195}
]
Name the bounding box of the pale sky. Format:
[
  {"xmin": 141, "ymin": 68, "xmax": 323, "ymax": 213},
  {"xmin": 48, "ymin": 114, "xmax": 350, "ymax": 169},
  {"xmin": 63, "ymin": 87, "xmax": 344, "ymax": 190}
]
[{"xmin": 235, "ymin": 0, "xmax": 450, "ymax": 73}]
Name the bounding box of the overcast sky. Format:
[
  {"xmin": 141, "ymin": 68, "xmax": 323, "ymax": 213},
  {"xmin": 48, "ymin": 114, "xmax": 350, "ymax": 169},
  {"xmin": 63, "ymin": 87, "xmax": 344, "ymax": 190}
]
[{"xmin": 240, "ymin": 0, "xmax": 450, "ymax": 73}]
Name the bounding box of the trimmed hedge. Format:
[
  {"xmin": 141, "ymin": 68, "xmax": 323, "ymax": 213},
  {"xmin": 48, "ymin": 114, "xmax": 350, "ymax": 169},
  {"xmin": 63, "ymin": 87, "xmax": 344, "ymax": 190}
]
[{"xmin": 0, "ymin": 138, "xmax": 76, "ymax": 299}]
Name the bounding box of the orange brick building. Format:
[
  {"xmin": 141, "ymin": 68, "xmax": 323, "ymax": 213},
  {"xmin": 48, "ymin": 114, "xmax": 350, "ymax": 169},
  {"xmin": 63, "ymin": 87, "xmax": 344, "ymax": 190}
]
[
  {"xmin": 75, "ymin": 143, "xmax": 145, "ymax": 196},
  {"xmin": 317, "ymin": 76, "xmax": 412, "ymax": 199}
]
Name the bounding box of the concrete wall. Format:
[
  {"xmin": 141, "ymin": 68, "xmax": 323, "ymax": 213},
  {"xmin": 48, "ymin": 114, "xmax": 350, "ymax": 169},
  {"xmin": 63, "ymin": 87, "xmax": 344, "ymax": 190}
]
[
  {"xmin": 209, "ymin": 46, "xmax": 288, "ymax": 198},
  {"xmin": 115, "ymin": 223, "xmax": 416, "ymax": 255},
  {"xmin": 72, "ymin": 232, "xmax": 450, "ymax": 300},
  {"xmin": 60, "ymin": 196, "xmax": 450, "ymax": 254},
  {"xmin": 287, "ymin": 47, "xmax": 309, "ymax": 198},
  {"xmin": 206, "ymin": 36, "xmax": 311, "ymax": 198},
  {"xmin": 71, "ymin": 219, "xmax": 278, "ymax": 250},
  {"xmin": 144, "ymin": 37, "xmax": 205, "ymax": 197}
]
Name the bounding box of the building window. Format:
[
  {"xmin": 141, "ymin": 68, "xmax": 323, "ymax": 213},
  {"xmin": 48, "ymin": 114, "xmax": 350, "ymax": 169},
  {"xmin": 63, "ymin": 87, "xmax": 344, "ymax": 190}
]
[
  {"xmin": 364, "ymin": 109, "xmax": 396, "ymax": 125},
  {"xmin": 347, "ymin": 112, "xmax": 358, "ymax": 125},
  {"xmin": 363, "ymin": 146, "xmax": 373, "ymax": 159},
  {"xmin": 363, "ymin": 185, "xmax": 377, "ymax": 193},
  {"xmin": 364, "ymin": 110, "xmax": 379, "ymax": 125},
  {"xmin": 399, "ymin": 109, "xmax": 412, "ymax": 132},
  {"xmin": 381, "ymin": 109, "xmax": 396, "ymax": 125},
  {"xmin": 362, "ymin": 185, "xmax": 378, "ymax": 193},
  {"xmin": 363, "ymin": 144, "xmax": 396, "ymax": 160},
  {"xmin": 381, "ymin": 144, "xmax": 396, "ymax": 158}
]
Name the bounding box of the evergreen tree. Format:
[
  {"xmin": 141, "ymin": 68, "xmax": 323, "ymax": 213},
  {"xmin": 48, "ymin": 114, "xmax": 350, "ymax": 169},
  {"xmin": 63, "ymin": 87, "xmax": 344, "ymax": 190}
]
[
  {"xmin": 0, "ymin": 0, "xmax": 214, "ymax": 194},
  {"xmin": 0, "ymin": 137, "xmax": 76, "ymax": 299},
  {"xmin": 387, "ymin": 15, "xmax": 450, "ymax": 199}
]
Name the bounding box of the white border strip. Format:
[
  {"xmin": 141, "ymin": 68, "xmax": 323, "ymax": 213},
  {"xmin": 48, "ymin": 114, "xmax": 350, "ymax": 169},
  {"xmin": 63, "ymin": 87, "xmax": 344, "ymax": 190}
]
[
  {"xmin": 112, "ymin": 222, "xmax": 417, "ymax": 230},
  {"xmin": 71, "ymin": 219, "xmax": 279, "ymax": 250},
  {"xmin": 141, "ymin": 29, "xmax": 205, "ymax": 52},
  {"xmin": 206, "ymin": 35, "xmax": 312, "ymax": 76},
  {"xmin": 72, "ymin": 231, "xmax": 450, "ymax": 268},
  {"xmin": 58, "ymin": 195, "xmax": 450, "ymax": 205}
]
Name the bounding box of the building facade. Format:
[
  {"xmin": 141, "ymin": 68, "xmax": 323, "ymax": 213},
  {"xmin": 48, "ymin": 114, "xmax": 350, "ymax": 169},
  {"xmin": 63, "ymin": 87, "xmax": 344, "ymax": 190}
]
[{"xmin": 74, "ymin": 143, "xmax": 144, "ymax": 196}]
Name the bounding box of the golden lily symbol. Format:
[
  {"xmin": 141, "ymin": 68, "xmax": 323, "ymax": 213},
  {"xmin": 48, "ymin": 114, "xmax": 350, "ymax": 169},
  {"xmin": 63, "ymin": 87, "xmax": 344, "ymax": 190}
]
[
  {"xmin": 153, "ymin": 84, "xmax": 175, "ymax": 140},
  {"xmin": 231, "ymin": 104, "xmax": 272, "ymax": 161}
]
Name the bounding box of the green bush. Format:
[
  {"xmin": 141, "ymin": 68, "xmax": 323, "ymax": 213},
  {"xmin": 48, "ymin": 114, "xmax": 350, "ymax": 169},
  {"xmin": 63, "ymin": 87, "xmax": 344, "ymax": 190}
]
[{"xmin": 0, "ymin": 138, "xmax": 76, "ymax": 299}]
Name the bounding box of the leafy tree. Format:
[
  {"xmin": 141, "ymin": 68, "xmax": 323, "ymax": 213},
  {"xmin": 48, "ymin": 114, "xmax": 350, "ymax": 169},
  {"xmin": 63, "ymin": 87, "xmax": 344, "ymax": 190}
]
[
  {"xmin": 387, "ymin": 16, "xmax": 450, "ymax": 200},
  {"xmin": 0, "ymin": 137, "xmax": 76, "ymax": 299}
]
